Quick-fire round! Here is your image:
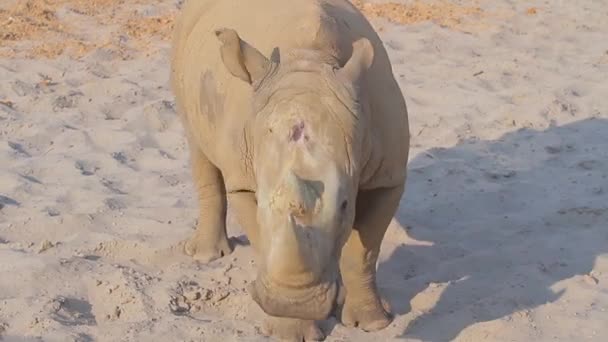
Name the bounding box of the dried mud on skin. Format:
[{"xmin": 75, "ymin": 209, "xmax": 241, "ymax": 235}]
[{"xmin": 0, "ymin": 0, "xmax": 486, "ymax": 60}]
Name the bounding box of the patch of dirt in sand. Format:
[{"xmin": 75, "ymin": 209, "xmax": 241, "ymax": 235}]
[
  {"xmin": 0, "ymin": 1, "xmax": 66, "ymax": 42},
  {"xmin": 353, "ymin": 0, "xmax": 483, "ymax": 29},
  {"xmin": 0, "ymin": 0, "xmax": 175, "ymax": 59},
  {"xmin": 0, "ymin": 0, "xmax": 486, "ymax": 59},
  {"xmin": 123, "ymin": 15, "xmax": 175, "ymax": 50}
]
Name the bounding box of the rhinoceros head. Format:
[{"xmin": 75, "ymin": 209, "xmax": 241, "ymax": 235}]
[{"xmin": 215, "ymin": 28, "xmax": 374, "ymax": 320}]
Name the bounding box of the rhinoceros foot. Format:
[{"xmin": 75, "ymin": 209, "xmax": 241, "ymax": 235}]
[
  {"xmin": 261, "ymin": 316, "xmax": 324, "ymax": 342},
  {"xmin": 340, "ymin": 294, "xmax": 393, "ymax": 331},
  {"xmin": 183, "ymin": 233, "xmax": 233, "ymax": 263}
]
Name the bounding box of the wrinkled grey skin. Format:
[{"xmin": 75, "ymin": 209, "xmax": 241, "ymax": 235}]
[{"xmin": 170, "ymin": 0, "xmax": 410, "ymax": 340}]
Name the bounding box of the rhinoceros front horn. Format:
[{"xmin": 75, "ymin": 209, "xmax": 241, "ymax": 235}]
[
  {"xmin": 282, "ymin": 171, "xmax": 324, "ymax": 220},
  {"xmin": 215, "ymin": 28, "xmax": 273, "ymax": 85}
]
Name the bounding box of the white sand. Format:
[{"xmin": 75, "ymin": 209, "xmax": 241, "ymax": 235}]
[{"xmin": 1, "ymin": 0, "xmax": 607, "ymax": 341}]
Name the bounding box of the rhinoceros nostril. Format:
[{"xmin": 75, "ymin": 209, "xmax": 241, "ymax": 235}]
[{"xmin": 340, "ymin": 200, "xmax": 348, "ymax": 211}]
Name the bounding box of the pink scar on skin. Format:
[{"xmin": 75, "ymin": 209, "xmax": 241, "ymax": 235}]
[{"xmin": 288, "ymin": 121, "xmax": 309, "ymax": 142}]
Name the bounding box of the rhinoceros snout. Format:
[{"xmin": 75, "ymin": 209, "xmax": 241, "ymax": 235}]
[{"xmin": 247, "ymin": 275, "xmax": 338, "ymax": 320}]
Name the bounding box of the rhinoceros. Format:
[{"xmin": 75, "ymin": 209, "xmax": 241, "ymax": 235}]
[{"xmin": 170, "ymin": 0, "xmax": 410, "ymax": 340}]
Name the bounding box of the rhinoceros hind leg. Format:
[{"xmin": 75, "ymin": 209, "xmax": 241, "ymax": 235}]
[
  {"xmin": 183, "ymin": 146, "xmax": 232, "ymax": 263},
  {"xmin": 338, "ymin": 184, "xmax": 404, "ymax": 331}
]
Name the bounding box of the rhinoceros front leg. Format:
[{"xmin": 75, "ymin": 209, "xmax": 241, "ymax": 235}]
[
  {"xmin": 229, "ymin": 191, "xmax": 325, "ymax": 341},
  {"xmin": 227, "ymin": 191, "xmax": 260, "ymax": 251},
  {"xmin": 339, "ymin": 184, "xmax": 404, "ymax": 331},
  {"xmin": 183, "ymin": 145, "xmax": 232, "ymax": 262}
]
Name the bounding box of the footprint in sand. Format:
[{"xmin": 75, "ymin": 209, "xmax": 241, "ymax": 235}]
[{"xmin": 45, "ymin": 296, "xmax": 97, "ymax": 326}]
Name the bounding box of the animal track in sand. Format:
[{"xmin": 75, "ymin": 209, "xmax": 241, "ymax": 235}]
[
  {"xmin": 84, "ymin": 239, "xmax": 199, "ymax": 268},
  {"xmin": 0, "ymin": 195, "xmax": 20, "ymax": 209},
  {"xmin": 141, "ymin": 100, "xmax": 176, "ymax": 132},
  {"xmin": 168, "ymin": 275, "xmax": 249, "ymax": 320},
  {"xmin": 44, "ymin": 296, "xmax": 97, "ymax": 326},
  {"xmin": 74, "ymin": 160, "xmax": 99, "ymax": 176},
  {"xmin": 169, "ymin": 279, "xmax": 229, "ymax": 315},
  {"xmin": 86, "ymin": 264, "xmax": 159, "ymax": 323}
]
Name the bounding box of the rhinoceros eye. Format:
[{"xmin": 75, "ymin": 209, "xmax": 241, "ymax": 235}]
[{"xmin": 340, "ymin": 200, "xmax": 348, "ymax": 211}]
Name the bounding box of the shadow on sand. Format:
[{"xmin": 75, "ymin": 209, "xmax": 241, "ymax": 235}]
[{"xmin": 377, "ymin": 117, "xmax": 608, "ymax": 341}]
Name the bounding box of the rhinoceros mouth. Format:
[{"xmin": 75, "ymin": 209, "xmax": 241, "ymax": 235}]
[{"xmin": 247, "ymin": 272, "xmax": 338, "ymax": 320}]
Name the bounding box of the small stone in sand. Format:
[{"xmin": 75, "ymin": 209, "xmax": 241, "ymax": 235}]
[
  {"xmin": 46, "ymin": 207, "xmax": 60, "ymax": 217},
  {"xmin": 184, "ymin": 289, "xmax": 201, "ymax": 301},
  {"xmin": 584, "ymin": 274, "xmax": 599, "ymax": 285},
  {"xmin": 38, "ymin": 240, "xmax": 55, "ymax": 253},
  {"xmin": 0, "ymin": 322, "xmax": 8, "ymax": 334},
  {"xmin": 169, "ymin": 295, "xmax": 190, "ymax": 314},
  {"xmin": 526, "ymin": 7, "xmax": 538, "ymax": 15}
]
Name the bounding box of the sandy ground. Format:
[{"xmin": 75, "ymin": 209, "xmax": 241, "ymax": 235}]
[{"xmin": 1, "ymin": 0, "xmax": 607, "ymax": 341}]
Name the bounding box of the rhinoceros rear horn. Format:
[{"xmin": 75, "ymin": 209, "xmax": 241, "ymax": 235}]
[
  {"xmin": 215, "ymin": 28, "xmax": 272, "ymax": 85},
  {"xmin": 337, "ymin": 37, "xmax": 374, "ymax": 86}
]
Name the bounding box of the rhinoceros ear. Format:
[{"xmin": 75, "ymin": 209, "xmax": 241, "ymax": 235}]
[
  {"xmin": 215, "ymin": 28, "xmax": 272, "ymax": 85},
  {"xmin": 337, "ymin": 37, "xmax": 374, "ymax": 85}
]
